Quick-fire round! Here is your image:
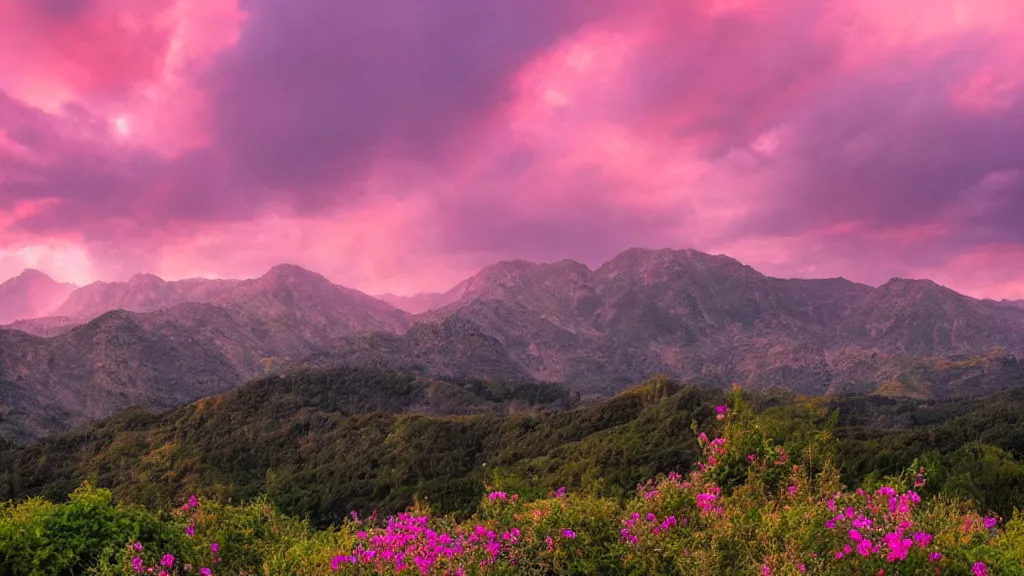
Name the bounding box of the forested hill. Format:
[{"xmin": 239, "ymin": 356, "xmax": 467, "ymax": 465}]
[{"xmin": 3, "ymin": 366, "xmax": 1024, "ymax": 530}]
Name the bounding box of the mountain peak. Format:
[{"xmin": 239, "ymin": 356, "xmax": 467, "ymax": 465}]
[
  {"xmin": 878, "ymin": 277, "xmax": 951, "ymax": 295},
  {"xmin": 262, "ymin": 263, "xmax": 325, "ymax": 279},
  {"xmin": 255, "ymin": 264, "xmax": 338, "ymax": 291},
  {"xmin": 0, "ymin": 269, "xmax": 77, "ymax": 323},
  {"xmin": 460, "ymin": 258, "xmax": 592, "ymax": 299},
  {"xmin": 15, "ymin": 268, "xmax": 53, "ymax": 280},
  {"xmin": 4, "ymin": 268, "xmax": 71, "ymax": 287},
  {"xmin": 598, "ymin": 247, "xmax": 758, "ymax": 281},
  {"xmin": 127, "ymin": 273, "xmax": 166, "ymax": 285}
]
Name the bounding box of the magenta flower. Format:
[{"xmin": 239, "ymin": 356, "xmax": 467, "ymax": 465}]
[
  {"xmin": 200, "ymin": 569, "xmax": 213, "ymax": 576},
  {"xmin": 211, "ymin": 542, "xmax": 219, "ymax": 554},
  {"xmin": 984, "ymin": 516, "xmax": 998, "ymax": 530},
  {"xmin": 131, "ymin": 556, "xmax": 143, "ymax": 573},
  {"xmin": 160, "ymin": 554, "xmax": 174, "ymax": 568},
  {"xmin": 561, "ymin": 529, "xmax": 576, "ymax": 539},
  {"xmin": 973, "ymin": 562, "xmax": 988, "ymax": 576}
]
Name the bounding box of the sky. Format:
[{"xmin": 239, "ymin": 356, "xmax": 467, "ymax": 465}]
[{"xmin": 0, "ymin": 0, "xmax": 1022, "ymax": 299}]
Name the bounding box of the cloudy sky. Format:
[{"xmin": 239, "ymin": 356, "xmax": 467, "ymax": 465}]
[{"xmin": 1, "ymin": 0, "xmax": 1022, "ymax": 299}]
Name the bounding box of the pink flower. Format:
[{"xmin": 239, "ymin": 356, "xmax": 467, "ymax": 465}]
[
  {"xmin": 132, "ymin": 556, "xmax": 143, "ymax": 573},
  {"xmin": 200, "ymin": 569, "xmax": 213, "ymax": 576},
  {"xmin": 210, "ymin": 542, "xmax": 219, "ymax": 554},
  {"xmin": 984, "ymin": 516, "xmax": 998, "ymax": 530},
  {"xmin": 973, "ymin": 562, "xmax": 988, "ymax": 576},
  {"xmin": 561, "ymin": 529, "xmax": 576, "ymax": 539},
  {"xmin": 160, "ymin": 554, "xmax": 174, "ymax": 568}
]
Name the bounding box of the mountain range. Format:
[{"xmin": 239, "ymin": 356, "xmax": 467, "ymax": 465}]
[{"xmin": 3, "ymin": 247, "xmax": 1024, "ymax": 440}]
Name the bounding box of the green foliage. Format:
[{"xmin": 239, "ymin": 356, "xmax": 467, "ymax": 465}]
[
  {"xmin": 5, "ymin": 406, "xmax": 1024, "ymax": 575},
  {"xmin": 3, "ymin": 366, "xmax": 1024, "ymax": 574},
  {"xmin": 0, "ymin": 370, "xmax": 720, "ymax": 529},
  {"xmin": 0, "ymin": 483, "xmax": 168, "ymax": 576}
]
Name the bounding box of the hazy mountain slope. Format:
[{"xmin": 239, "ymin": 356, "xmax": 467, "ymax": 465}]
[
  {"xmin": 303, "ymin": 315, "xmax": 538, "ymax": 384},
  {"xmin": 0, "ymin": 300, "xmax": 342, "ymax": 441},
  {"xmin": 50, "ymin": 264, "xmax": 410, "ymax": 336},
  {"xmin": 837, "ymin": 278, "xmax": 1024, "ymax": 355},
  {"xmin": 0, "ymin": 270, "xmax": 76, "ymax": 324},
  {"xmin": 375, "ymin": 277, "xmax": 472, "ymax": 314},
  {"xmin": 208, "ymin": 264, "xmax": 411, "ymax": 339},
  {"xmin": 2, "ymin": 315, "xmax": 79, "ymax": 337}
]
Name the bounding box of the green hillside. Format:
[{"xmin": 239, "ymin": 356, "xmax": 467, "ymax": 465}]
[{"xmin": 3, "ymin": 372, "xmax": 1024, "ymax": 574}]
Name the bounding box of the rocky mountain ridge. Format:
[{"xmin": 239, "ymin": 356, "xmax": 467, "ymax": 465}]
[{"xmin": 2, "ymin": 247, "xmax": 1024, "ymax": 440}]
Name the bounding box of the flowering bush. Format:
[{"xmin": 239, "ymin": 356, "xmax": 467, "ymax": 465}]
[{"xmin": 3, "ymin": 388, "xmax": 1024, "ymax": 574}]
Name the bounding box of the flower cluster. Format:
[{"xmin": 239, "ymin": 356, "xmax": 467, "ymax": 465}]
[
  {"xmin": 330, "ymin": 513, "xmax": 524, "ymax": 574},
  {"xmin": 620, "ymin": 512, "xmax": 681, "ymax": 546},
  {"xmin": 821, "ymin": 485, "xmax": 949, "ymax": 570},
  {"xmin": 130, "ymin": 494, "xmax": 219, "ymax": 575},
  {"xmin": 715, "ymin": 404, "xmax": 731, "ymax": 420}
]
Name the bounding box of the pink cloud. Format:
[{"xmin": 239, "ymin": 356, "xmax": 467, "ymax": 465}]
[{"xmin": 0, "ymin": 0, "xmax": 1022, "ymax": 300}]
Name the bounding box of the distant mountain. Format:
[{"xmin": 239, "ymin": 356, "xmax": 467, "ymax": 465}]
[
  {"xmin": 3, "ymin": 248, "xmax": 1024, "ymax": 441},
  {"xmin": 376, "ymin": 280, "xmax": 470, "ymax": 314},
  {"xmin": 2, "ymin": 316, "xmax": 79, "ymax": 338},
  {"xmin": 53, "ymin": 264, "xmax": 410, "ymax": 336},
  {"xmin": 0, "ymin": 270, "xmax": 76, "ymax": 324},
  {"xmin": 0, "ymin": 300, "xmax": 338, "ymax": 441},
  {"xmin": 0, "ymin": 265, "xmax": 413, "ymax": 440},
  {"xmin": 407, "ymin": 248, "xmax": 1024, "ymax": 394}
]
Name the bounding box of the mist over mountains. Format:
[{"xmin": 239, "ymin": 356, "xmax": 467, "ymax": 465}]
[
  {"xmin": 0, "ymin": 269, "xmax": 76, "ymax": 325},
  {"xmin": 3, "ymin": 247, "xmax": 1024, "ymax": 440}
]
